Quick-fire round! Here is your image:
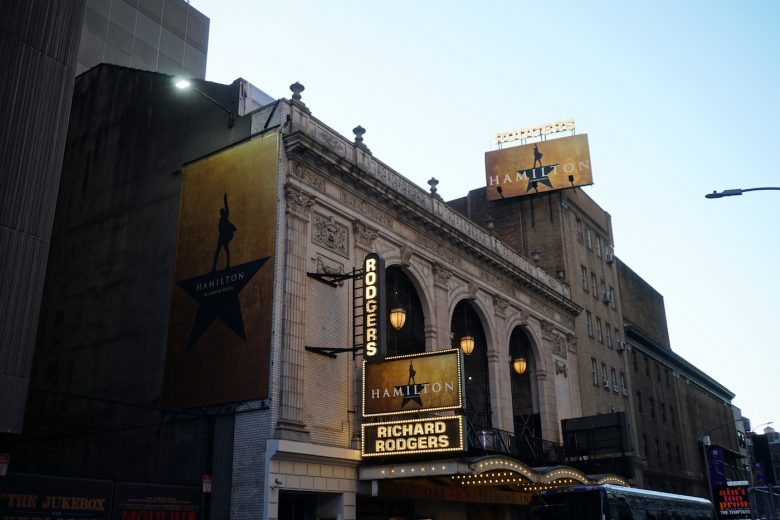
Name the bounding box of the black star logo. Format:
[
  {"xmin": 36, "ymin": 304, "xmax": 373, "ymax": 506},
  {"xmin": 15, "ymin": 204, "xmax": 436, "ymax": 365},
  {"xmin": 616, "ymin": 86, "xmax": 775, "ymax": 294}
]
[
  {"xmin": 522, "ymin": 164, "xmax": 558, "ymax": 192},
  {"xmin": 177, "ymin": 258, "xmax": 268, "ymax": 349}
]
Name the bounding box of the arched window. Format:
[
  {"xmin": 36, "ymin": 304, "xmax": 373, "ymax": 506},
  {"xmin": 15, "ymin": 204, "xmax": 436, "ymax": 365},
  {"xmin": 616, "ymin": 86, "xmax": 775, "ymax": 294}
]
[
  {"xmin": 451, "ymin": 300, "xmax": 491, "ymax": 429},
  {"xmin": 384, "ymin": 266, "xmax": 425, "ymax": 356}
]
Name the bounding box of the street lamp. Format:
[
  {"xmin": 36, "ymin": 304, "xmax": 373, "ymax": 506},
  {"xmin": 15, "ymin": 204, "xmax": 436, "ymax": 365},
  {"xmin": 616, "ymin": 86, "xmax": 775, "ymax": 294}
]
[
  {"xmin": 174, "ymin": 78, "xmax": 235, "ymax": 128},
  {"xmin": 705, "ymin": 187, "xmax": 780, "ymax": 199}
]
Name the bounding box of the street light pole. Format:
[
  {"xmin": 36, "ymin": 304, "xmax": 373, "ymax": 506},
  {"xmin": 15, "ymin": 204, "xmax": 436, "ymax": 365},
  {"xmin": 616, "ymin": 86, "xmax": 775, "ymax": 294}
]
[
  {"xmin": 705, "ymin": 187, "xmax": 780, "ymax": 199},
  {"xmin": 174, "ymin": 78, "xmax": 235, "ymax": 128}
]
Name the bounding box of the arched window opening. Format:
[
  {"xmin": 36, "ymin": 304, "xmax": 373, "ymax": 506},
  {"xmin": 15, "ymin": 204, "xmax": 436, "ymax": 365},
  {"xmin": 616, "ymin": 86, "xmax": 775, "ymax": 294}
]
[
  {"xmin": 385, "ymin": 266, "xmax": 425, "ymax": 356},
  {"xmin": 451, "ymin": 300, "xmax": 491, "ymax": 430}
]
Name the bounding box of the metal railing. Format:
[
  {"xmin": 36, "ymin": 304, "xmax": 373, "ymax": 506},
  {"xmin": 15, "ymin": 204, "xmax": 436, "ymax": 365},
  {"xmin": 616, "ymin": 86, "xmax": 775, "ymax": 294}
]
[{"xmin": 466, "ymin": 422, "xmax": 565, "ymax": 465}]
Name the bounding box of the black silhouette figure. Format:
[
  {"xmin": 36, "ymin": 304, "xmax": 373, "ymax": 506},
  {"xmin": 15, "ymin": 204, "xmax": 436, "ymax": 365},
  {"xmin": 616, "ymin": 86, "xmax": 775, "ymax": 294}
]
[
  {"xmin": 212, "ymin": 193, "xmax": 237, "ymax": 272},
  {"xmin": 533, "ymin": 144, "xmax": 543, "ymax": 168},
  {"xmin": 408, "ymin": 361, "xmax": 417, "ymax": 385}
]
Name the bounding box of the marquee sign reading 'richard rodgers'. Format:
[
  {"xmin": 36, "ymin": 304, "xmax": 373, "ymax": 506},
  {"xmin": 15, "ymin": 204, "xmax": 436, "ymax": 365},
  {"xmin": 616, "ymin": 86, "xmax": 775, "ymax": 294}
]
[
  {"xmin": 484, "ymin": 134, "xmax": 593, "ymax": 201},
  {"xmin": 362, "ymin": 416, "xmax": 465, "ymax": 458},
  {"xmin": 363, "ymin": 349, "xmax": 464, "ymax": 417}
]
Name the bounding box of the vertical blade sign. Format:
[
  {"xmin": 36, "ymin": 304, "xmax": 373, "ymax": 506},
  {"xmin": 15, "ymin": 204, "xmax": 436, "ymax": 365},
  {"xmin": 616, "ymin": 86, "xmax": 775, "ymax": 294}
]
[{"xmin": 363, "ymin": 253, "xmax": 386, "ymax": 363}]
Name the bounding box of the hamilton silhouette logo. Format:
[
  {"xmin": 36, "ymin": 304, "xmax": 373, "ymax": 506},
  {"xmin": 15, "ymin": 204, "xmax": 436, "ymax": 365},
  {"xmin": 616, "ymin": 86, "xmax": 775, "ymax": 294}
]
[
  {"xmin": 520, "ymin": 143, "xmax": 558, "ymax": 192},
  {"xmin": 395, "ymin": 361, "xmax": 428, "ymax": 408},
  {"xmin": 177, "ymin": 193, "xmax": 269, "ymax": 349}
]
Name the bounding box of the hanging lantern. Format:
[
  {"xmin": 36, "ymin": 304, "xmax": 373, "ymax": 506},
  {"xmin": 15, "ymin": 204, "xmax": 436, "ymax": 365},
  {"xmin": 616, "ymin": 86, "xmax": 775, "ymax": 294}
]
[
  {"xmin": 460, "ymin": 335, "xmax": 475, "ymax": 355},
  {"xmin": 513, "ymin": 357, "xmax": 527, "ymax": 375},
  {"xmin": 389, "ymin": 307, "xmax": 407, "ymax": 330}
]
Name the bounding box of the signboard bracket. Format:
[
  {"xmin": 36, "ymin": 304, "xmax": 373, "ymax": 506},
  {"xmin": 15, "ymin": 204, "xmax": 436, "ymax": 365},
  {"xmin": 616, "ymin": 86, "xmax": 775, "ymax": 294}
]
[
  {"xmin": 305, "ymin": 345, "xmax": 363, "ymax": 358},
  {"xmin": 307, "ymin": 269, "xmax": 363, "ymax": 287}
]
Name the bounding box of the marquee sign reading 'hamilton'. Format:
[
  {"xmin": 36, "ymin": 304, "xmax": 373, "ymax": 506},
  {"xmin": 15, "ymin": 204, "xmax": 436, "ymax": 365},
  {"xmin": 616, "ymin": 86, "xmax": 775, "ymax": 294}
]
[
  {"xmin": 362, "ymin": 416, "xmax": 465, "ymax": 457},
  {"xmin": 363, "ymin": 349, "xmax": 464, "ymax": 417},
  {"xmin": 363, "ymin": 253, "xmax": 386, "ymax": 364},
  {"xmin": 485, "ymin": 134, "xmax": 593, "ymax": 201}
]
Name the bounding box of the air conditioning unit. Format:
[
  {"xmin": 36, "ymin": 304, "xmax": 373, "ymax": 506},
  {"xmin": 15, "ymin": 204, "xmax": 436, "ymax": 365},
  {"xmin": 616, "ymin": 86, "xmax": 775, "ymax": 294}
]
[
  {"xmin": 602, "ymin": 294, "xmax": 610, "ymax": 305},
  {"xmin": 622, "ymin": 387, "xmax": 629, "ymax": 397},
  {"xmin": 615, "ymin": 341, "xmax": 626, "ymax": 352},
  {"xmin": 605, "ymin": 246, "xmax": 615, "ymax": 265},
  {"xmin": 602, "ymin": 379, "xmax": 610, "ymax": 389}
]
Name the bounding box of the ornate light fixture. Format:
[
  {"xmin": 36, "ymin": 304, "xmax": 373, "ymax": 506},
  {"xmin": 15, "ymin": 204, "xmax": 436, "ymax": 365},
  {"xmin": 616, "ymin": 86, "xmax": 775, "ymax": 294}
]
[
  {"xmin": 459, "ymin": 302, "xmax": 475, "ymax": 355},
  {"xmin": 512, "ymin": 357, "xmax": 527, "ymax": 375},
  {"xmin": 389, "ymin": 307, "xmax": 406, "ymax": 330},
  {"xmin": 390, "ymin": 272, "xmax": 406, "ymax": 330},
  {"xmin": 460, "ymin": 335, "xmax": 475, "ymax": 356}
]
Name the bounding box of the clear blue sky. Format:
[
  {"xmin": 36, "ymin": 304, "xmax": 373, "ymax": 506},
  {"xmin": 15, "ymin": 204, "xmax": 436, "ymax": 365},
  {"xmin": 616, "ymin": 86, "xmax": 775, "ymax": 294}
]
[{"xmin": 193, "ymin": 0, "xmax": 778, "ymax": 430}]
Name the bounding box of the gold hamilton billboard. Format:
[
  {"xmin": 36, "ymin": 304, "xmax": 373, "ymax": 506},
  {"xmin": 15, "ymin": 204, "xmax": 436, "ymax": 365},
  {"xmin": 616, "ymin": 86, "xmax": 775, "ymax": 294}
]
[
  {"xmin": 484, "ymin": 133, "xmax": 592, "ymax": 201},
  {"xmin": 163, "ymin": 133, "xmax": 278, "ymax": 407},
  {"xmin": 362, "ymin": 349, "xmax": 463, "ymax": 417}
]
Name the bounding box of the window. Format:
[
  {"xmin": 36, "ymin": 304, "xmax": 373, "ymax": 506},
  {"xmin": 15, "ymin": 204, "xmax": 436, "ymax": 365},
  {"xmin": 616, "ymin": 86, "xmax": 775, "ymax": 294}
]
[
  {"xmin": 632, "ymin": 350, "xmax": 638, "ymax": 370},
  {"xmin": 586, "ymin": 311, "xmax": 593, "ymax": 337},
  {"xmin": 661, "ymin": 401, "xmax": 666, "ymax": 422},
  {"xmin": 595, "ymin": 236, "xmax": 602, "ymax": 257},
  {"xmin": 608, "ymin": 286, "xmax": 615, "ymax": 309},
  {"xmin": 655, "ymin": 438, "xmax": 660, "ymax": 459},
  {"xmin": 656, "ymin": 363, "xmax": 661, "ymax": 383},
  {"xmin": 666, "ymin": 369, "xmax": 670, "ymax": 387},
  {"xmin": 585, "ymin": 226, "xmax": 592, "ymax": 249},
  {"xmin": 591, "ymin": 358, "xmax": 598, "ymax": 385},
  {"xmin": 637, "ymin": 391, "xmax": 643, "ymax": 413},
  {"xmin": 596, "ymin": 317, "xmax": 603, "ymax": 342},
  {"xmin": 601, "ymin": 363, "xmax": 608, "ymax": 388},
  {"xmin": 642, "ymin": 434, "xmax": 648, "ymax": 457},
  {"xmin": 676, "ymin": 445, "xmax": 681, "ymax": 463},
  {"xmin": 645, "ymin": 355, "xmax": 650, "ymax": 376},
  {"xmin": 600, "ymin": 279, "xmax": 606, "ymax": 300},
  {"xmin": 666, "ymin": 442, "xmax": 672, "ymax": 462},
  {"xmin": 620, "ymin": 371, "xmax": 627, "ymax": 395},
  {"xmin": 605, "ymin": 322, "xmax": 612, "ymax": 347},
  {"xmin": 576, "ymin": 217, "xmax": 583, "ymax": 242},
  {"xmin": 614, "ymin": 327, "xmax": 620, "ymax": 347},
  {"xmin": 581, "ymin": 265, "xmax": 588, "ymax": 291},
  {"xmin": 591, "ymin": 273, "xmax": 598, "ymax": 297},
  {"xmin": 611, "ymin": 367, "xmax": 618, "ymax": 393},
  {"xmin": 649, "ymin": 397, "xmax": 655, "ymax": 418},
  {"xmin": 670, "ymin": 406, "xmax": 675, "ymax": 428}
]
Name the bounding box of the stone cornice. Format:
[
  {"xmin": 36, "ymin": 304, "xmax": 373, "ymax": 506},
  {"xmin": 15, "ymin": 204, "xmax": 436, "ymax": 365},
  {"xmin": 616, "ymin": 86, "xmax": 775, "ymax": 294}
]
[{"xmin": 277, "ymin": 102, "xmax": 581, "ymax": 318}]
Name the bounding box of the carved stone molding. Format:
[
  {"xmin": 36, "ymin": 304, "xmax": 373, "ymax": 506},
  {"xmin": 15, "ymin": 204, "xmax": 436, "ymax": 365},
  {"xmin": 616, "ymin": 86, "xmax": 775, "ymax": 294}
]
[
  {"xmin": 518, "ymin": 310, "xmax": 530, "ymax": 327},
  {"xmin": 554, "ymin": 359, "xmax": 568, "ymax": 378},
  {"xmin": 566, "ymin": 334, "xmax": 578, "ymax": 354},
  {"xmin": 433, "ymin": 263, "xmax": 452, "ymax": 289},
  {"xmin": 467, "ymin": 281, "xmax": 479, "ymax": 300},
  {"xmin": 353, "ymin": 220, "xmax": 378, "ymax": 248},
  {"xmin": 342, "ymin": 190, "xmax": 393, "ymax": 228},
  {"xmin": 313, "ymin": 255, "xmax": 346, "ymax": 285},
  {"xmin": 541, "ymin": 320, "xmax": 557, "ymax": 341},
  {"xmin": 312, "ymin": 212, "xmax": 349, "ymax": 258},
  {"xmin": 493, "ymin": 295, "xmax": 509, "ymax": 317},
  {"xmin": 553, "ymin": 335, "xmax": 567, "ymax": 359},
  {"xmin": 292, "ymin": 163, "xmax": 326, "ymax": 193},
  {"xmin": 400, "ymin": 245, "xmax": 414, "ymax": 267},
  {"xmin": 285, "ymin": 185, "xmax": 315, "ymax": 219}
]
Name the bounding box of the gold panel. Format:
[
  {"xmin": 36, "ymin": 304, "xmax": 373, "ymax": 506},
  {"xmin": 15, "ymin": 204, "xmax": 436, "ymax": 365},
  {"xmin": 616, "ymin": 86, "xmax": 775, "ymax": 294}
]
[
  {"xmin": 163, "ymin": 133, "xmax": 279, "ymax": 407},
  {"xmin": 485, "ymin": 134, "xmax": 592, "ymax": 201}
]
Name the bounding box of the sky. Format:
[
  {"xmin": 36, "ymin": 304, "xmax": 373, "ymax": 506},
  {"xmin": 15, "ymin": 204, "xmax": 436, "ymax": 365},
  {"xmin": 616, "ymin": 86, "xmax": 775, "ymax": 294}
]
[{"xmin": 192, "ymin": 0, "xmax": 778, "ymax": 430}]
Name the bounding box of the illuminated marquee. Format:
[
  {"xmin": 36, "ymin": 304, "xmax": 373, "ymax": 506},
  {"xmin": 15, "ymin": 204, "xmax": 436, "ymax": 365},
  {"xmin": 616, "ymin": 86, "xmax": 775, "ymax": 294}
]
[
  {"xmin": 362, "ymin": 416, "xmax": 464, "ymax": 458},
  {"xmin": 363, "ymin": 253, "xmax": 386, "ymax": 363},
  {"xmin": 363, "ymin": 349, "xmax": 464, "ymax": 417}
]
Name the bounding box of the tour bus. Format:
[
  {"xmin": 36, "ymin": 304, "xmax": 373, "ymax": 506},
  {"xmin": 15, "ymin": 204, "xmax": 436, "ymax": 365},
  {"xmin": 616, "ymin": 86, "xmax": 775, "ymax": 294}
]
[{"xmin": 529, "ymin": 484, "xmax": 716, "ymax": 520}]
